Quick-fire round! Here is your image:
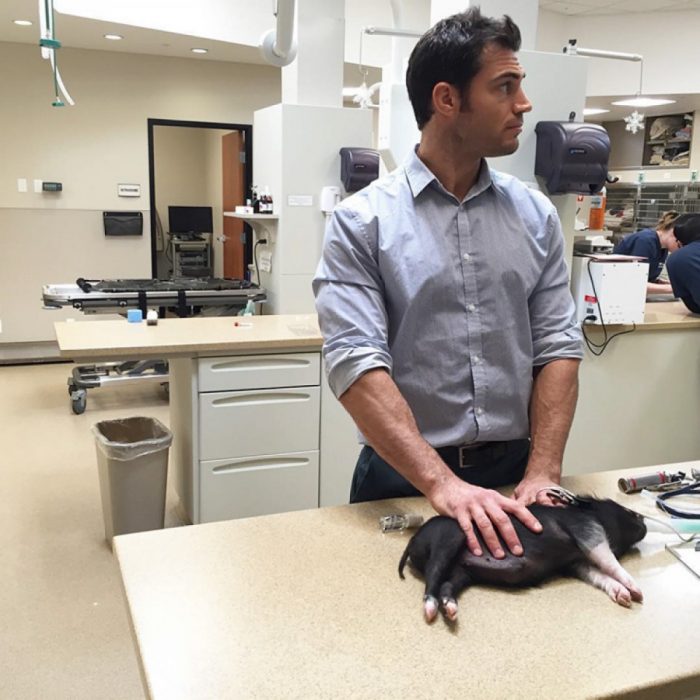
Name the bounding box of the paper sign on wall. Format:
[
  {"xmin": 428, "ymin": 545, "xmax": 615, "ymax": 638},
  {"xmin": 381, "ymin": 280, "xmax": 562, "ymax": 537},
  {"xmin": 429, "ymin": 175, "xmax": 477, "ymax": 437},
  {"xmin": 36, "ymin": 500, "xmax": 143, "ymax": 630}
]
[
  {"xmin": 260, "ymin": 251, "xmax": 272, "ymax": 273},
  {"xmin": 118, "ymin": 184, "xmax": 141, "ymax": 197},
  {"xmin": 288, "ymin": 194, "xmax": 313, "ymax": 206}
]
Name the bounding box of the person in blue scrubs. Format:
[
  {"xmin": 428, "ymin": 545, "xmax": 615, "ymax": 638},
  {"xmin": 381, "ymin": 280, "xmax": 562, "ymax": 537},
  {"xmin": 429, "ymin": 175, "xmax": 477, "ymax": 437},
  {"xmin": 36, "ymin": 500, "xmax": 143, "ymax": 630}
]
[
  {"xmin": 613, "ymin": 211, "xmax": 681, "ymax": 295},
  {"xmin": 666, "ymin": 214, "xmax": 700, "ymax": 314}
]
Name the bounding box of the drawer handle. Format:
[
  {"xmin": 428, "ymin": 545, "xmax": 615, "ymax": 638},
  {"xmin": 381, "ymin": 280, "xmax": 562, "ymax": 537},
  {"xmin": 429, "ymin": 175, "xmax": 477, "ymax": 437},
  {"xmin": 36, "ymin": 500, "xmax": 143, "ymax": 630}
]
[
  {"xmin": 208, "ymin": 358, "xmax": 312, "ymax": 372},
  {"xmin": 212, "ymin": 457, "xmax": 310, "ymax": 474},
  {"xmin": 211, "ymin": 392, "xmax": 312, "ymax": 407}
]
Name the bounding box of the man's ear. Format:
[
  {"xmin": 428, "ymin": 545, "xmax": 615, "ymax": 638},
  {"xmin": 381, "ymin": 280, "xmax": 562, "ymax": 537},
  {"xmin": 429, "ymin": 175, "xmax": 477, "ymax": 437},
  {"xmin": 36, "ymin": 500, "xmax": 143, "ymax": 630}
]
[{"xmin": 431, "ymin": 81, "xmax": 462, "ymax": 119}]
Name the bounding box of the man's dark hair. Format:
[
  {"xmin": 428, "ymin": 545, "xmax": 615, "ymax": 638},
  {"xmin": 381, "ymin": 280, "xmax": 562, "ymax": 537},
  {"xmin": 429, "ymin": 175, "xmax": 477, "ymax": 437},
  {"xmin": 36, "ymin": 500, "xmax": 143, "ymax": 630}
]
[
  {"xmin": 673, "ymin": 213, "xmax": 700, "ymax": 246},
  {"xmin": 406, "ymin": 7, "xmax": 521, "ymax": 130}
]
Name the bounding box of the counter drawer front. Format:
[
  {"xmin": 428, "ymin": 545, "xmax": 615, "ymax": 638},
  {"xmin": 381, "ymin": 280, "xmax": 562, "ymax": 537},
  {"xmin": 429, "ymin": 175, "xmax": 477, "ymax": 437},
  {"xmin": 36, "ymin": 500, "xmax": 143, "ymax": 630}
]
[
  {"xmin": 199, "ymin": 387, "xmax": 320, "ymax": 460},
  {"xmin": 199, "ymin": 451, "xmax": 319, "ymax": 523},
  {"xmin": 198, "ymin": 353, "xmax": 320, "ymax": 392}
]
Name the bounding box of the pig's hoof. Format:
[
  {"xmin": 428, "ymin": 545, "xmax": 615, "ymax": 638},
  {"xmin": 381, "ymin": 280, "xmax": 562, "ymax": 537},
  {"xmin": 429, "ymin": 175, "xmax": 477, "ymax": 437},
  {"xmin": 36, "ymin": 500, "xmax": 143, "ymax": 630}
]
[
  {"xmin": 441, "ymin": 598, "xmax": 458, "ymax": 622},
  {"xmin": 424, "ymin": 595, "xmax": 439, "ymax": 623},
  {"xmin": 627, "ymin": 582, "xmax": 643, "ymax": 603},
  {"xmin": 613, "ymin": 586, "xmax": 632, "ymax": 608}
]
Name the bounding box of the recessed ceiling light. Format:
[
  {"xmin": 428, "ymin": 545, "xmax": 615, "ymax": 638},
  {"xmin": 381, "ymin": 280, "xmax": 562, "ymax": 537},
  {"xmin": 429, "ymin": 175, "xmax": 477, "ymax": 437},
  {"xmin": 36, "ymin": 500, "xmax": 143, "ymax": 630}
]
[
  {"xmin": 583, "ymin": 108, "xmax": 610, "ymax": 116},
  {"xmin": 611, "ymin": 97, "xmax": 676, "ymax": 108},
  {"xmin": 191, "ymin": 48, "xmax": 208, "ymax": 54},
  {"xmin": 13, "ymin": 19, "xmax": 33, "ymax": 26},
  {"xmin": 104, "ymin": 33, "xmax": 123, "ymax": 40}
]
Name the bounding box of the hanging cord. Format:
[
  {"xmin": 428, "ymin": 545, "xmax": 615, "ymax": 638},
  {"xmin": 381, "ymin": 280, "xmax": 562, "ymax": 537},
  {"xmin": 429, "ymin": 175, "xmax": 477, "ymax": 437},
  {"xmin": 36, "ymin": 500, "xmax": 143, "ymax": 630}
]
[
  {"xmin": 39, "ymin": 0, "xmax": 75, "ymax": 106},
  {"xmin": 581, "ymin": 258, "xmax": 637, "ymax": 356},
  {"xmin": 253, "ymin": 238, "xmax": 268, "ymax": 288}
]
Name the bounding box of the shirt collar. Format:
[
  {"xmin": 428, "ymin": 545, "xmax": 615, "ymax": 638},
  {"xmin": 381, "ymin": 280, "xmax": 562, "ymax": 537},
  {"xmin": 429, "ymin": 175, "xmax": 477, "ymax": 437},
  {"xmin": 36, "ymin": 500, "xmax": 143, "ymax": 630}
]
[{"xmin": 404, "ymin": 146, "xmax": 494, "ymax": 202}]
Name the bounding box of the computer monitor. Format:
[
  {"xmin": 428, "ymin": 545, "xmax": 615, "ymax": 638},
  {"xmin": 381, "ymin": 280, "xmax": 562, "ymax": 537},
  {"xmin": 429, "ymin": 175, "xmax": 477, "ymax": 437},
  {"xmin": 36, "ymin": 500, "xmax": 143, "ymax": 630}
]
[{"xmin": 168, "ymin": 206, "xmax": 213, "ymax": 234}]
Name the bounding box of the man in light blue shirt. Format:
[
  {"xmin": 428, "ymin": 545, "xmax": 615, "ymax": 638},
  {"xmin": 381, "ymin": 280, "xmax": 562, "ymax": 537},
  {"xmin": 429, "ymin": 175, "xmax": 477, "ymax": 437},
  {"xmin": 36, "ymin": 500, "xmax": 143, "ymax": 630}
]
[{"xmin": 314, "ymin": 8, "xmax": 583, "ymax": 561}]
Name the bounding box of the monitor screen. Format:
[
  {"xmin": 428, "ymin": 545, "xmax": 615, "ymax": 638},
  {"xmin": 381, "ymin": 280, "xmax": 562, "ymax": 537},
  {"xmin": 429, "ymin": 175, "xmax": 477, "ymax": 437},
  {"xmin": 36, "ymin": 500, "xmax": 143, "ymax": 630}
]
[{"xmin": 168, "ymin": 206, "xmax": 213, "ymax": 234}]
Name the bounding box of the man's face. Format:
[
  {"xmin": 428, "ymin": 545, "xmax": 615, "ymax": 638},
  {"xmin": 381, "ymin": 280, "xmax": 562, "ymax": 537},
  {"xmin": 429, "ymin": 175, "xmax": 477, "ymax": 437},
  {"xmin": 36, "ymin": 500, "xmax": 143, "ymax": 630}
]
[{"xmin": 452, "ymin": 43, "xmax": 532, "ymax": 157}]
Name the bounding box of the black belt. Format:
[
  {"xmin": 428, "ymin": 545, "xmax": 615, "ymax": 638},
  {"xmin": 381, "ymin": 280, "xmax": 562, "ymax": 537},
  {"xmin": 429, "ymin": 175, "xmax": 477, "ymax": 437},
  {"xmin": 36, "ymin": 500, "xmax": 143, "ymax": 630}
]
[{"xmin": 436, "ymin": 439, "xmax": 528, "ymax": 470}]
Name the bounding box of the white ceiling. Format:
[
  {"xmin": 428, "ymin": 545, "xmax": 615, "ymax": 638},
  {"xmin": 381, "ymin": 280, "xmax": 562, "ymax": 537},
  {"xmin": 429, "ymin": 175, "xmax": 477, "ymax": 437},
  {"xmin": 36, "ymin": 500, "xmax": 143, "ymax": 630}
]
[{"xmin": 2, "ymin": 0, "xmax": 699, "ymax": 121}]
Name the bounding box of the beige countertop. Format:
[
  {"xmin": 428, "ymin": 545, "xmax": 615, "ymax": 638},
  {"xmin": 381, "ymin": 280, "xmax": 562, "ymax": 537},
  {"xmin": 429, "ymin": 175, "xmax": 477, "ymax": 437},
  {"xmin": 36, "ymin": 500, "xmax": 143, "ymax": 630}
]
[
  {"xmin": 597, "ymin": 300, "xmax": 700, "ymax": 332},
  {"xmin": 115, "ymin": 464, "xmax": 700, "ymax": 700},
  {"xmin": 54, "ymin": 313, "xmax": 322, "ymax": 360},
  {"xmin": 54, "ymin": 303, "xmax": 699, "ymax": 361}
]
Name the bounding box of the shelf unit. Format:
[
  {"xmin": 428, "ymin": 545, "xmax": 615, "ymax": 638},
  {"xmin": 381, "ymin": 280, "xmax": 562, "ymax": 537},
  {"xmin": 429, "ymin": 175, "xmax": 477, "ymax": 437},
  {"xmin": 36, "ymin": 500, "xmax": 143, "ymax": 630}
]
[
  {"xmin": 642, "ymin": 113, "xmax": 693, "ymax": 168},
  {"xmin": 224, "ymin": 211, "xmax": 278, "ymax": 240}
]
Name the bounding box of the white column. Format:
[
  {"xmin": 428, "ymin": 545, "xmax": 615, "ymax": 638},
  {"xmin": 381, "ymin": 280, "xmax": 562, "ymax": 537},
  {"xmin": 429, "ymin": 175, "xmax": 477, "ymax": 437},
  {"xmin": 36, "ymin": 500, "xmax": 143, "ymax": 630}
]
[{"xmin": 281, "ymin": 0, "xmax": 344, "ymax": 107}]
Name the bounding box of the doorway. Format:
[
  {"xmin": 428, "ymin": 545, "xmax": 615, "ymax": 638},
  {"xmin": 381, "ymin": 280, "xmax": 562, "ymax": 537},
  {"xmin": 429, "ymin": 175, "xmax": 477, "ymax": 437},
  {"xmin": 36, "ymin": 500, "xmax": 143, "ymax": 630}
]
[{"xmin": 147, "ymin": 118, "xmax": 253, "ymax": 280}]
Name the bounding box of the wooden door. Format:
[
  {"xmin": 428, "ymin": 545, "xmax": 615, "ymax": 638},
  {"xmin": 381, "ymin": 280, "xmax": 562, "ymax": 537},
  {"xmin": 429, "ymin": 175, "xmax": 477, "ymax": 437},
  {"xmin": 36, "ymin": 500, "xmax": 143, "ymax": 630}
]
[{"xmin": 222, "ymin": 131, "xmax": 245, "ymax": 278}]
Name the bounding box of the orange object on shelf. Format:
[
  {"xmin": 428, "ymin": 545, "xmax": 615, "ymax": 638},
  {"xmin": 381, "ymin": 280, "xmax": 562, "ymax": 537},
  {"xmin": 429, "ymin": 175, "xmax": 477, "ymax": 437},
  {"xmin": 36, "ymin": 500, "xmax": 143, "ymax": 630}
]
[{"xmin": 588, "ymin": 186, "xmax": 606, "ymax": 231}]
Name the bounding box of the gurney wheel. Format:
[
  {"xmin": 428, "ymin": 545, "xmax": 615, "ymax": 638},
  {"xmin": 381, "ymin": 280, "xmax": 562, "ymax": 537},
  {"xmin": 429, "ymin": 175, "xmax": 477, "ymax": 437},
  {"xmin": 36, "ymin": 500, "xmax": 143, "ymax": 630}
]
[{"xmin": 71, "ymin": 390, "xmax": 87, "ymax": 415}]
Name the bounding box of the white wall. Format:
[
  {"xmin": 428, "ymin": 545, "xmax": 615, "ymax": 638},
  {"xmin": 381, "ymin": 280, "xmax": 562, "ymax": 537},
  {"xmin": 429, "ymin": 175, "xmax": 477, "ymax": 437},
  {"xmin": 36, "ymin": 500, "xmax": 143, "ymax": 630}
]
[{"xmin": 0, "ymin": 42, "xmax": 279, "ymax": 344}]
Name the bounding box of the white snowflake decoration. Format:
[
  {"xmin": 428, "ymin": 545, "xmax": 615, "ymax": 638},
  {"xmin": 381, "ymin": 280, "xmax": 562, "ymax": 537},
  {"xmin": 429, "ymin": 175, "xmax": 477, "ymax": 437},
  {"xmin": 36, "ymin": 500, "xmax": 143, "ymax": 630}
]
[{"xmin": 624, "ymin": 110, "xmax": 645, "ymax": 134}]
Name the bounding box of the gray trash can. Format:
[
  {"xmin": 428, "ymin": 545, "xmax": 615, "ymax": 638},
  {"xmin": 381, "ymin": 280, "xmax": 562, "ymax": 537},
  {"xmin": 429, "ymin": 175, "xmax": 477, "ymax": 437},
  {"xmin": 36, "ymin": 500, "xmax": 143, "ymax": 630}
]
[{"xmin": 92, "ymin": 416, "xmax": 173, "ymax": 543}]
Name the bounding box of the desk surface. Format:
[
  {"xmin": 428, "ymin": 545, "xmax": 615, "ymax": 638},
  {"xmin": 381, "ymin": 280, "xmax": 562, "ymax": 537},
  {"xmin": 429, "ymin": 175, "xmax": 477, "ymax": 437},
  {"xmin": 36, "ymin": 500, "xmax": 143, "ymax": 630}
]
[
  {"xmin": 54, "ymin": 302, "xmax": 699, "ymax": 360},
  {"xmin": 115, "ymin": 465, "xmax": 700, "ymax": 700},
  {"xmin": 54, "ymin": 313, "xmax": 322, "ymax": 360}
]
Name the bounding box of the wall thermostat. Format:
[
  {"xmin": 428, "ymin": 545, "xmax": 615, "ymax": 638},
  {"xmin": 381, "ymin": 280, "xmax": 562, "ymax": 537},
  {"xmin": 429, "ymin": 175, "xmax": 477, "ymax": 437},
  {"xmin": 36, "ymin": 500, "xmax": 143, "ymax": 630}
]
[{"xmin": 42, "ymin": 181, "xmax": 62, "ymax": 192}]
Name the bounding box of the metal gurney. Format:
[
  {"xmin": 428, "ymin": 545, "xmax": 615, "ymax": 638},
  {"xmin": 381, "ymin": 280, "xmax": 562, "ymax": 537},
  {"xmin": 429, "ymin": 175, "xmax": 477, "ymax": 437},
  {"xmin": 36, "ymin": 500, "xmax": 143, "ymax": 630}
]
[{"xmin": 43, "ymin": 277, "xmax": 266, "ymax": 414}]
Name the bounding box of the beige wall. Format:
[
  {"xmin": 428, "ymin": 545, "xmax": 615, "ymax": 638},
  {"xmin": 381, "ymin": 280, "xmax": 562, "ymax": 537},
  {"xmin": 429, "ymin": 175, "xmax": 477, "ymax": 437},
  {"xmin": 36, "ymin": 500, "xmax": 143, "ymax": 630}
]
[{"xmin": 0, "ymin": 42, "xmax": 279, "ymax": 343}]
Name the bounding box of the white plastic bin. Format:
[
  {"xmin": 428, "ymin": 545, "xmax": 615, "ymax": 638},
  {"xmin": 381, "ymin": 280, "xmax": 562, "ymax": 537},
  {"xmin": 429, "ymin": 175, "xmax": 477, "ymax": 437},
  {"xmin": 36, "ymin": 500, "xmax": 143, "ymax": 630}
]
[{"xmin": 92, "ymin": 416, "xmax": 172, "ymax": 543}]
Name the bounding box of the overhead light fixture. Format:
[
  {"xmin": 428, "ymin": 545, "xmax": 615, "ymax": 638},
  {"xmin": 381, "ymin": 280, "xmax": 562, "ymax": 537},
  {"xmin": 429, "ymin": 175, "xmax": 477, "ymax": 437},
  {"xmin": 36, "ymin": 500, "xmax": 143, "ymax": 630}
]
[
  {"xmin": 611, "ymin": 97, "xmax": 676, "ymax": 108},
  {"xmin": 191, "ymin": 48, "xmax": 208, "ymax": 54},
  {"xmin": 583, "ymin": 108, "xmax": 610, "ymax": 116},
  {"xmin": 13, "ymin": 19, "xmax": 33, "ymax": 26},
  {"xmin": 104, "ymin": 33, "xmax": 123, "ymax": 40}
]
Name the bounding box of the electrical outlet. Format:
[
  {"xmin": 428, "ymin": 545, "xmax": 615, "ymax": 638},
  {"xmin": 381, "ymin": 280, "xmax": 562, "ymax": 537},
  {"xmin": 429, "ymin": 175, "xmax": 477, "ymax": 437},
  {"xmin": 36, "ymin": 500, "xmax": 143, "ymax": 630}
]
[
  {"xmin": 33, "ymin": 179, "xmax": 43, "ymax": 193},
  {"xmin": 17, "ymin": 178, "xmax": 27, "ymax": 192},
  {"xmin": 0, "ymin": 318, "xmax": 3, "ymax": 333}
]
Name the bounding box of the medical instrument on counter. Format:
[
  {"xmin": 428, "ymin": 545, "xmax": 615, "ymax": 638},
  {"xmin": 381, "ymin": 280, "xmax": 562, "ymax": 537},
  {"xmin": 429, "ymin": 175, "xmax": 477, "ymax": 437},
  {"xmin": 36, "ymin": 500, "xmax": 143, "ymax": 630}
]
[
  {"xmin": 380, "ymin": 514, "xmax": 424, "ymax": 533},
  {"xmin": 537, "ymin": 485, "xmax": 581, "ymax": 506},
  {"xmin": 618, "ymin": 471, "xmax": 687, "ymax": 494},
  {"xmin": 655, "ymin": 481, "xmax": 700, "ymax": 520}
]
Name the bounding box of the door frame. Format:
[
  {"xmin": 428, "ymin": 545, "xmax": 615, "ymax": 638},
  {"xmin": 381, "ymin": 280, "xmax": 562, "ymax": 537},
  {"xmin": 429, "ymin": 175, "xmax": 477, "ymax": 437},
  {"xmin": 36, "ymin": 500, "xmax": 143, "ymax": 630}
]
[{"xmin": 147, "ymin": 118, "xmax": 253, "ymax": 278}]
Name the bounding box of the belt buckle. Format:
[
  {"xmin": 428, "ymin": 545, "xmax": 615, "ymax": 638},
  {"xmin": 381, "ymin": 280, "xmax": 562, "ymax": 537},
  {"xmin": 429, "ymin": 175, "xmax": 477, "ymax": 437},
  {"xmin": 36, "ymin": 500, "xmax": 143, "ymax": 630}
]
[{"xmin": 458, "ymin": 444, "xmax": 478, "ymax": 469}]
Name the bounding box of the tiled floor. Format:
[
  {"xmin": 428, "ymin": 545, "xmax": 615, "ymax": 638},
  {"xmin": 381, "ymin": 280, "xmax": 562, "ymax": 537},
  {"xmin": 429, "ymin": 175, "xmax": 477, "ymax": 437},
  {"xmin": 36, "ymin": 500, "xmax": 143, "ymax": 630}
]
[{"xmin": 1, "ymin": 362, "xmax": 183, "ymax": 699}]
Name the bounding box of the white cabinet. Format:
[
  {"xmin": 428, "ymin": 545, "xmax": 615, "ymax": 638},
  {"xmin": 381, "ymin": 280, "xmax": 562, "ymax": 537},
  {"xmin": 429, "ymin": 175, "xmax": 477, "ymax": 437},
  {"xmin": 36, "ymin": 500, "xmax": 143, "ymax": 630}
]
[{"xmin": 171, "ymin": 351, "xmax": 321, "ymax": 524}]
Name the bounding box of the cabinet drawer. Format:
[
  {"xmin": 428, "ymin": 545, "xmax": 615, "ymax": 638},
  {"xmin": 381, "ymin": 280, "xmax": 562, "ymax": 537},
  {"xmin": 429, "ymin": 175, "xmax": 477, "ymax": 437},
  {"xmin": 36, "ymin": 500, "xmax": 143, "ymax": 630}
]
[
  {"xmin": 199, "ymin": 386, "xmax": 320, "ymax": 460},
  {"xmin": 198, "ymin": 353, "xmax": 320, "ymax": 392},
  {"xmin": 199, "ymin": 451, "xmax": 319, "ymax": 523}
]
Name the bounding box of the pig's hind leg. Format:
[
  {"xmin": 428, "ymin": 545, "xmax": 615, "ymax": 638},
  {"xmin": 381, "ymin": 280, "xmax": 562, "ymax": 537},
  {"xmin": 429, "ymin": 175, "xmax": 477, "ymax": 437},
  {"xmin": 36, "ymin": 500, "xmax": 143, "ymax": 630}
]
[
  {"xmin": 438, "ymin": 568, "xmax": 472, "ymax": 622},
  {"xmin": 410, "ymin": 518, "xmax": 466, "ymax": 622}
]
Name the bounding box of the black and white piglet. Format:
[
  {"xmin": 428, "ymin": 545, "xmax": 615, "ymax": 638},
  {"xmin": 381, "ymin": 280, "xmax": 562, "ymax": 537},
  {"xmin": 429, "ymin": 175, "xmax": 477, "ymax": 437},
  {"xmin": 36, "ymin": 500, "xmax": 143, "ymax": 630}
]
[{"xmin": 399, "ymin": 496, "xmax": 647, "ymax": 622}]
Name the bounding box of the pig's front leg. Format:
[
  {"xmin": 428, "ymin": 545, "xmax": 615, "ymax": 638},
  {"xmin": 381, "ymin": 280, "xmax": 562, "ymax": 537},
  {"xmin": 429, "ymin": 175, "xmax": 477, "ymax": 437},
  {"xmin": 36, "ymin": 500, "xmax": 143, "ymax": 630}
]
[
  {"xmin": 570, "ymin": 561, "xmax": 640, "ymax": 607},
  {"xmin": 583, "ymin": 541, "xmax": 643, "ymax": 603},
  {"xmin": 569, "ymin": 521, "xmax": 643, "ymax": 603}
]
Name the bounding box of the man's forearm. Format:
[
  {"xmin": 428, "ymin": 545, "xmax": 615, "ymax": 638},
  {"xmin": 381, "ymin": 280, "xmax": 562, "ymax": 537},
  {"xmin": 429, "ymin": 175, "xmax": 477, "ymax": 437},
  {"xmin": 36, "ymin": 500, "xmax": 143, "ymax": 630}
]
[
  {"xmin": 527, "ymin": 358, "xmax": 581, "ymax": 481},
  {"xmin": 338, "ymin": 368, "xmax": 456, "ymax": 497}
]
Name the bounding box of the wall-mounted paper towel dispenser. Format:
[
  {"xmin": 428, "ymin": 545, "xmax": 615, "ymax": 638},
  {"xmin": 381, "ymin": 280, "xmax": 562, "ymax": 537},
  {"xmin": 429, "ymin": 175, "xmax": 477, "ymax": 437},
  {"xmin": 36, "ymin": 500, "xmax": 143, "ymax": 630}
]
[
  {"xmin": 534, "ymin": 121, "xmax": 610, "ymax": 195},
  {"xmin": 339, "ymin": 147, "xmax": 380, "ymax": 193}
]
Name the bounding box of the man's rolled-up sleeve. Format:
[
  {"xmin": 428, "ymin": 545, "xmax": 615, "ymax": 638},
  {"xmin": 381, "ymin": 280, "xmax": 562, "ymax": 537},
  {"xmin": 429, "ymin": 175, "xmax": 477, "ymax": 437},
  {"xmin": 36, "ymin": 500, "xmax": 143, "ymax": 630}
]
[
  {"xmin": 529, "ymin": 210, "xmax": 584, "ymax": 366},
  {"xmin": 312, "ymin": 203, "xmax": 393, "ymax": 398}
]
